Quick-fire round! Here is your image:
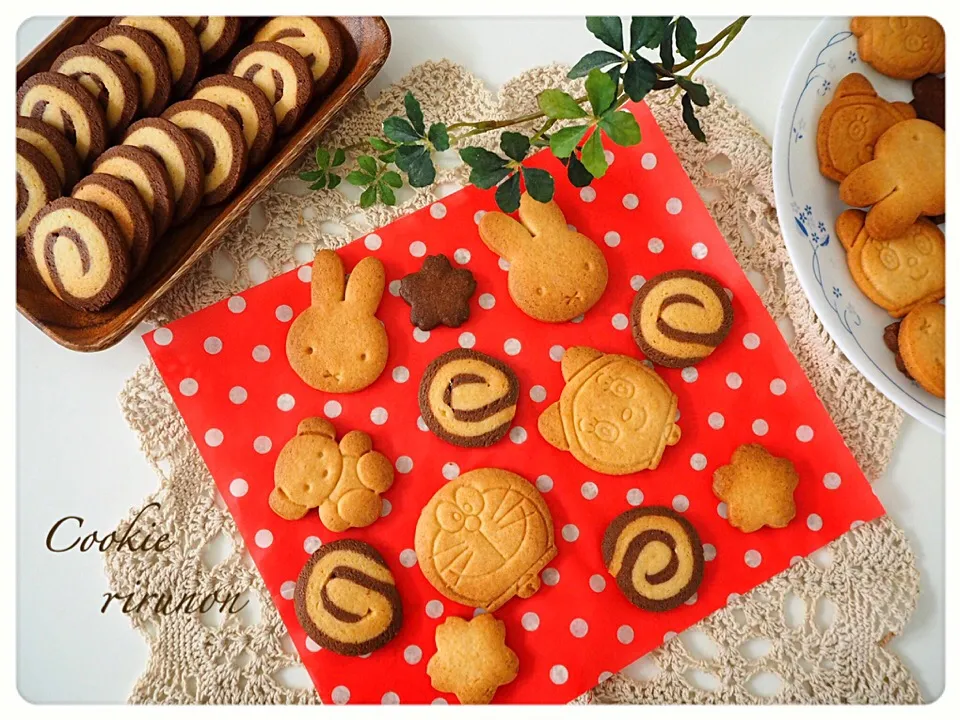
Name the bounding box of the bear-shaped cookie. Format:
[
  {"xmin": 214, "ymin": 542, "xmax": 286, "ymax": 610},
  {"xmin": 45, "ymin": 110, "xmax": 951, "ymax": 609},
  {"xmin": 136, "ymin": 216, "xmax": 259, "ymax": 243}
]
[{"xmin": 851, "ymin": 16, "xmax": 945, "ymax": 80}]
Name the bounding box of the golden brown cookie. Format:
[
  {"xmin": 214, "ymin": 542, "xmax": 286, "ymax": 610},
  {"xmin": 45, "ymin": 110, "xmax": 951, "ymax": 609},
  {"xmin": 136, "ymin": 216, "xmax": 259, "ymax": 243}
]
[
  {"xmin": 17, "ymin": 72, "xmax": 108, "ymax": 165},
  {"xmin": 415, "ymin": 468, "xmax": 557, "ymax": 612},
  {"xmin": 286, "ymin": 250, "xmax": 388, "ymax": 393},
  {"xmin": 50, "ymin": 43, "xmax": 140, "ymax": 136},
  {"xmin": 816, "ymin": 73, "xmax": 916, "ymax": 183},
  {"xmin": 17, "ymin": 116, "xmax": 82, "ymax": 192},
  {"xmin": 839, "ymin": 119, "xmax": 944, "ymax": 239},
  {"xmin": 898, "ymin": 302, "xmax": 945, "ymax": 398},
  {"xmin": 89, "ymin": 24, "xmax": 173, "ymax": 117},
  {"xmin": 712, "ymin": 444, "xmax": 799, "ymax": 533},
  {"xmin": 72, "ymin": 173, "xmax": 154, "ymax": 276},
  {"xmin": 17, "ymin": 139, "xmax": 61, "ymax": 241},
  {"xmin": 184, "ymin": 16, "xmax": 241, "ymax": 63},
  {"xmin": 228, "ymin": 41, "xmax": 314, "ymax": 134},
  {"xmin": 270, "ymin": 417, "xmax": 394, "ymax": 531},
  {"xmin": 419, "ymin": 349, "xmax": 519, "ymax": 447},
  {"xmin": 836, "ymin": 209, "xmax": 944, "ymax": 317},
  {"xmin": 426, "ymin": 613, "xmax": 519, "ymax": 704},
  {"xmin": 478, "ymin": 193, "xmax": 608, "ymax": 322},
  {"xmin": 602, "ymin": 506, "xmax": 704, "ymax": 612},
  {"xmin": 911, "ymin": 74, "xmax": 945, "ymax": 129},
  {"xmin": 538, "ymin": 347, "xmax": 681, "ymax": 475},
  {"xmin": 191, "ymin": 74, "xmax": 277, "ymax": 167},
  {"xmin": 112, "ymin": 17, "xmax": 202, "ymax": 98},
  {"xmin": 851, "ymin": 17, "xmax": 945, "ymax": 80},
  {"xmin": 254, "ymin": 16, "xmax": 343, "ymax": 92},
  {"xmin": 399, "ymin": 254, "xmax": 477, "ymax": 330},
  {"xmin": 92, "ymin": 145, "xmax": 175, "ymax": 236},
  {"xmin": 294, "ymin": 539, "xmax": 403, "ymax": 656},
  {"xmin": 630, "ymin": 269, "xmax": 734, "ymax": 367}
]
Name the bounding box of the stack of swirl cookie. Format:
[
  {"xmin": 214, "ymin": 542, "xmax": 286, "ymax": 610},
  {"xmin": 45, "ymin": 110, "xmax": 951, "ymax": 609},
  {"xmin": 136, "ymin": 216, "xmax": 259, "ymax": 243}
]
[{"xmin": 16, "ymin": 16, "xmax": 343, "ymax": 312}]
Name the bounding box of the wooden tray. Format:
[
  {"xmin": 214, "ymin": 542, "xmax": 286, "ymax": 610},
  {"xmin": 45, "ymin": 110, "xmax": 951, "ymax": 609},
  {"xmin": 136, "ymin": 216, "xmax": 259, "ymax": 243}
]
[{"xmin": 17, "ymin": 16, "xmax": 391, "ymax": 352}]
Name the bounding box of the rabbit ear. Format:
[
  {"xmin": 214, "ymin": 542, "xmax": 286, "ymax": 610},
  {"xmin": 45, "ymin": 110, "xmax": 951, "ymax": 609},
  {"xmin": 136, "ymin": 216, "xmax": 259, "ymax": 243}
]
[
  {"xmin": 836, "ymin": 209, "xmax": 866, "ymax": 251},
  {"xmin": 311, "ymin": 249, "xmax": 346, "ymax": 306},
  {"xmin": 343, "ymin": 256, "xmax": 385, "ymax": 314},
  {"xmin": 518, "ymin": 193, "xmax": 568, "ymax": 237},
  {"xmin": 478, "ymin": 211, "xmax": 530, "ymax": 262}
]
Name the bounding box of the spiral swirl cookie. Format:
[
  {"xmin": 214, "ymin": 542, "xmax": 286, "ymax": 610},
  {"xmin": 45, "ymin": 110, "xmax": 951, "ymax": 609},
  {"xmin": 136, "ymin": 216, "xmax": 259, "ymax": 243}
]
[
  {"xmin": 294, "ymin": 539, "xmax": 403, "ymax": 656},
  {"xmin": 112, "ymin": 17, "xmax": 202, "ymax": 99},
  {"xmin": 419, "ymin": 349, "xmax": 520, "ymax": 447},
  {"xmin": 254, "ymin": 16, "xmax": 343, "ymax": 92},
  {"xmin": 93, "ymin": 145, "xmax": 175, "ymax": 236},
  {"xmin": 185, "ymin": 16, "xmax": 241, "ymax": 63},
  {"xmin": 191, "ymin": 75, "xmax": 276, "ymax": 167},
  {"xmin": 630, "ymin": 269, "xmax": 734, "ymax": 368},
  {"xmin": 17, "ymin": 116, "xmax": 82, "ymax": 192},
  {"xmin": 123, "ymin": 117, "xmax": 204, "ymax": 225},
  {"xmin": 602, "ymin": 506, "xmax": 704, "ymax": 612},
  {"xmin": 50, "ymin": 43, "xmax": 140, "ymax": 136},
  {"xmin": 25, "ymin": 197, "xmax": 129, "ymax": 311},
  {"xmin": 17, "ymin": 72, "xmax": 108, "ymax": 165},
  {"xmin": 72, "ymin": 174, "xmax": 154, "ymax": 276},
  {"xmin": 229, "ymin": 41, "xmax": 313, "ymax": 134},
  {"xmin": 89, "ymin": 24, "xmax": 172, "ymax": 117},
  {"xmin": 17, "ymin": 140, "xmax": 61, "ymax": 241}
]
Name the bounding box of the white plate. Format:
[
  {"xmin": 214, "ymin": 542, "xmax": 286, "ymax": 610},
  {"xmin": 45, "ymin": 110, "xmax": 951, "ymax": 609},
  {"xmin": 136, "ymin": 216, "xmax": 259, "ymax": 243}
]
[{"xmin": 772, "ymin": 17, "xmax": 944, "ymax": 432}]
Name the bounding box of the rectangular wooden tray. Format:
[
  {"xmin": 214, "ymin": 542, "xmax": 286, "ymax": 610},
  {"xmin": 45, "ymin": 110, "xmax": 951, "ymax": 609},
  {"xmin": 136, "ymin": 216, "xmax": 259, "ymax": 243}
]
[{"xmin": 16, "ymin": 16, "xmax": 391, "ymax": 352}]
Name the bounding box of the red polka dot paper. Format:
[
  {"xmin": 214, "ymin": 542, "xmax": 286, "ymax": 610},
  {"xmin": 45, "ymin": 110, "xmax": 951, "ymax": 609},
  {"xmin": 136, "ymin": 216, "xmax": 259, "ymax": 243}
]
[{"xmin": 145, "ymin": 102, "xmax": 885, "ymax": 705}]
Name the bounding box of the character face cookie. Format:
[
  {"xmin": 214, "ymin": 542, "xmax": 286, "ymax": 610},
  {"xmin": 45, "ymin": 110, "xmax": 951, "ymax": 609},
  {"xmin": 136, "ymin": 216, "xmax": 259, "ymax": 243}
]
[
  {"xmin": 415, "ymin": 468, "xmax": 557, "ymax": 612},
  {"xmin": 112, "ymin": 17, "xmax": 202, "ymax": 98},
  {"xmin": 538, "ymin": 347, "xmax": 681, "ymax": 475},
  {"xmin": 50, "ymin": 43, "xmax": 141, "ymax": 136},
  {"xmin": 17, "ymin": 116, "xmax": 82, "ymax": 192},
  {"xmin": 603, "ymin": 506, "xmax": 704, "ymax": 612},
  {"xmin": 229, "ymin": 41, "xmax": 314, "ymax": 134},
  {"xmin": 286, "ymin": 250, "xmax": 388, "ymax": 393},
  {"xmin": 17, "ymin": 139, "xmax": 61, "ymax": 241},
  {"xmin": 17, "ymin": 72, "xmax": 108, "ymax": 165},
  {"xmin": 836, "ymin": 209, "xmax": 944, "ymax": 317},
  {"xmin": 478, "ymin": 193, "xmax": 608, "ymax": 323},
  {"xmin": 816, "ymin": 73, "xmax": 916, "ymax": 182},
  {"xmin": 399, "ymin": 254, "xmax": 477, "ymax": 330},
  {"xmin": 851, "ymin": 17, "xmax": 945, "ymax": 80},
  {"xmin": 254, "ymin": 16, "xmax": 344, "ymax": 92},
  {"xmin": 294, "ymin": 539, "xmax": 403, "ymax": 656},
  {"xmin": 419, "ymin": 349, "xmax": 519, "ymax": 447},
  {"xmin": 89, "ymin": 24, "xmax": 173, "ymax": 118},
  {"xmin": 427, "ymin": 613, "xmax": 519, "ymax": 704},
  {"xmin": 898, "ymin": 302, "xmax": 945, "ymax": 398},
  {"xmin": 712, "ymin": 444, "xmax": 799, "ymax": 533}
]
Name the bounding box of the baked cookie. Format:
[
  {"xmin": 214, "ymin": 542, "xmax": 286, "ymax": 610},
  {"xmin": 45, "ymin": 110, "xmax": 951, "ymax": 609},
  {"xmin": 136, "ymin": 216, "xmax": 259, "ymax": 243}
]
[
  {"xmin": 17, "ymin": 71, "xmax": 108, "ymax": 165},
  {"xmin": 123, "ymin": 117, "xmax": 204, "ymax": 225},
  {"xmin": 184, "ymin": 16, "xmax": 241, "ymax": 63},
  {"xmin": 162, "ymin": 99, "xmax": 248, "ymax": 206},
  {"xmin": 415, "ymin": 467, "xmax": 557, "ymax": 612},
  {"xmin": 25, "ymin": 197, "xmax": 129, "ymax": 311},
  {"xmin": 427, "ymin": 614, "xmax": 519, "ymax": 705},
  {"xmin": 17, "ymin": 139, "xmax": 61, "ymax": 241},
  {"xmin": 72, "ymin": 173, "xmax": 154, "ymax": 276},
  {"xmin": 839, "ymin": 119, "xmax": 944, "ymax": 239},
  {"xmin": 816, "ymin": 73, "xmax": 916, "ymax": 183},
  {"xmin": 89, "ymin": 24, "xmax": 172, "ymax": 117},
  {"xmin": 836, "ymin": 209, "xmax": 944, "ymax": 317},
  {"xmin": 538, "ymin": 347, "xmax": 681, "ymax": 475},
  {"xmin": 286, "ymin": 250, "xmax": 388, "ymax": 393},
  {"xmin": 16, "ymin": 116, "xmax": 82, "ymax": 191},
  {"xmin": 399, "ymin": 254, "xmax": 477, "ymax": 330},
  {"xmin": 478, "ymin": 193, "xmax": 608, "ymax": 322},
  {"xmin": 191, "ymin": 74, "xmax": 277, "ymax": 167},
  {"xmin": 112, "ymin": 17, "xmax": 201, "ymax": 98},
  {"xmin": 602, "ymin": 506, "xmax": 704, "ymax": 612},
  {"xmin": 911, "ymin": 74, "xmax": 945, "ymax": 129},
  {"xmin": 92, "ymin": 145, "xmax": 175, "ymax": 236},
  {"xmin": 294, "ymin": 539, "xmax": 403, "ymax": 656},
  {"xmin": 883, "ymin": 320, "xmax": 911, "ymax": 377},
  {"xmin": 50, "ymin": 43, "xmax": 140, "ymax": 136},
  {"xmin": 851, "ymin": 17, "xmax": 945, "ymax": 80},
  {"xmin": 254, "ymin": 16, "xmax": 343, "ymax": 92},
  {"xmin": 229, "ymin": 41, "xmax": 314, "ymax": 134},
  {"xmin": 712, "ymin": 444, "xmax": 799, "ymax": 533},
  {"xmin": 898, "ymin": 302, "xmax": 945, "ymax": 398},
  {"xmin": 270, "ymin": 417, "xmax": 394, "ymax": 531},
  {"xmin": 630, "ymin": 269, "xmax": 734, "ymax": 367}
]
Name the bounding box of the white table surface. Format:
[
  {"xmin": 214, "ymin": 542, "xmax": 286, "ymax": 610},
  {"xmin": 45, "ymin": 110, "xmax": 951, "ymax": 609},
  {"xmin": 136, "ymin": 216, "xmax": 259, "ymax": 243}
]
[{"xmin": 16, "ymin": 16, "xmax": 944, "ymax": 703}]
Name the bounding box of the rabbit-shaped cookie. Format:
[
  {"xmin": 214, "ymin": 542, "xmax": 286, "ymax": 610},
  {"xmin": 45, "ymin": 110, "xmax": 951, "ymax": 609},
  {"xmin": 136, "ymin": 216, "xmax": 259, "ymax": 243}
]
[
  {"xmin": 478, "ymin": 193, "xmax": 608, "ymax": 322},
  {"xmin": 286, "ymin": 249, "xmax": 388, "ymax": 392}
]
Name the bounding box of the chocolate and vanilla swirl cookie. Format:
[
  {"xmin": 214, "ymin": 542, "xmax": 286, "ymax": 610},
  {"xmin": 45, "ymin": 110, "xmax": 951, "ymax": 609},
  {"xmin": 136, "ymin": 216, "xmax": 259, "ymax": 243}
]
[
  {"xmin": 294, "ymin": 539, "xmax": 403, "ymax": 656},
  {"xmin": 72, "ymin": 173, "xmax": 154, "ymax": 276},
  {"xmin": 630, "ymin": 269, "xmax": 734, "ymax": 368},
  {"xmin": 602, "ymin": 506, "xmax": 704, "ymax": 612},
  {"xmin": 17, "ymin": 117, "xmax": 82, "ymax": 192},
  {"xmin": 254, "ymin": 17, "xmax": 343, "ymax": 92},
  {"xmin": 93, "ymin": 145, "xmax": 175, "ymax": 236},
  {"xmin": 111, "ymin": 17, "xmax": 202, "ymax": 99},
  {"xmin": 50, "ymin": 44, "xmax": 140, "ymax": 136},
  {"xmin": 228, "ymin": 41, "xmax": 313, "ymax": 134},
  {"xmin": 17, "ymin": 72, "xmax": 108, "ymax": 165},
  {"xmin": 89, "ymin": 24, "xmax": 172, "ymax": 117},
  {"xmin": 184, "ymin": 16, "xmax": 241, "ymax": 63},
  {"xmin": 191, "ymin": 75, "xmax": 276, "ymax": 168},
  {"xmin": 17, "ymin": 140, "xmax": 61, "ymax": 241},
  {"xmin": 419, "ymin": 349, "xmax": 520, "ymax": 447}
]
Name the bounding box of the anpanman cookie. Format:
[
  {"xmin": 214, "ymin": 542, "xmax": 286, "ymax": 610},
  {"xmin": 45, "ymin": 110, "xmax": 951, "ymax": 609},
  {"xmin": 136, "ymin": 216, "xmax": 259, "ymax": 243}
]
[
  {"xmin": 712, "ymin": 444, "xmax": 799, "ymax": 533},
  {"xmin": 426, "ymin": 613, "xmax": 519, "ymax": 704}
]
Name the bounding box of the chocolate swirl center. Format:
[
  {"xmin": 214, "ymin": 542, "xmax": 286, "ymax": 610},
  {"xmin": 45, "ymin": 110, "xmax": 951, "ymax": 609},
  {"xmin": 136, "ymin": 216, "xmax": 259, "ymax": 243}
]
[
  {"xmin": 441, "ymin": 373, "xmax": 516, "ymax": 422},
  {"xmin": 620, "ymin": 529, "xmax": 679, "ymax": 586},
  {"xmin": 69, "ymin": 71, "xmax": 109, "ymax": 108},
  {"xmin": 184, "ymin": 127, "xmax": 217, "ymax": 173},
  {"xmin": 319, "ymin": 566, "xmax": 395, "ymax": 623},
  {"xmin": 17, "ymin": 173, "xmax": 28, "ymax": 219},
  {"xmin": 242, "ymin": 63, "xmax": 284, "ymax": 103}
]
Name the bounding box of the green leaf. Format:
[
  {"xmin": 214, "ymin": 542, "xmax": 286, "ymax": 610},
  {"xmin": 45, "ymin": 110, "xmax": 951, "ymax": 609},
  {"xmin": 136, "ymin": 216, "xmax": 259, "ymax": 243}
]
[
  {"xmin": 568, "ymin": 50, "xmax": 623, "ymax": 79},
  {"xmin": 332, "ymin": 148, "xmax": 346, "ymax": 167},
  {"xmin": 681, "ymin": 93, "xmax": 706, "ymax": 142},
  {"xmin": 378, "ymin": 151, "xmax": 396, "ymax": 164},
  {"xmin": 394, "ymin": 144, "xmax": 426, "ymax": 171},
  {"xmin": 403, "ymin": 91, "xmax": 425, "ymax": 136},
  {"xmin": 427, "ymin": 123, "xmax": 449, "ymax": 151},
  {"xmin": 357, "ymin": 155, "xmax": 378, "ymax": 176},
  {"xmin": 585, "ymin": 68, "xmax": 616, "ymax": 116},
  {"xmin": 383, "ymin": 116, "xmax": 421, "ymax": 143},
  {"xmin": 309, "ymin": 177, "xmax": 326, "ymax": 190},
  {"xmin": 676, "ymin": 76, "xmax": 709, "ymax": 106},
  {"xmin": 521, "ymin": 167, "xmax": 554, "ymax": 203},
  {"xmin": 327, "ymin": 173, "xmax": 341, "ymax": 189},
  {"xmin": 623, "ymin": 58, "xmax": 658, "ymax": 102},
  {"xmin": 586, "ymin": 16, "xmax": 623, "ymax": 52},
  {"xmin": 459, "ymin": 146, "xmax": 508, "ymax": 171},
  {"xmin": 405, "ymin": 152, "xmax": 436, "ymax": 187},
  {"xmin": 630, "ymin": 16, "xmax": 670, "ymax": 50},
  {"xmin": 494, "ymin": 172, "xmax": 521, "ymax": 213},
  {"xmin": 369, "ymin": 137, "xmax": 394, "ymax": 152},
  {"xmin": 359, "ymin": 184, "xmax": 377, "ymax": 208},
  {"xmin": 299, "ymin": 170, "xmax": 324, "ymax": 181},
  {"xmin": 382, "ymin": 170, "xmax": 403, "ymax": 188},
  {"xmin": 660, "ymin": 21, "xmax": 675, "ymax": 72},
  {"xmin": 599, "ymin": 109, "xmax": 641, "ymax": 146},
  {"xmin": 378, "ymin": 180, "xmax": 397, "ymax": 206},
  {"xmin": 549, "ymin": 125, "xmax": 588, "ymax": 158},
  {"xmin": 538, "ymin": 89, "xmax": 588, "ymax": 119},
  {"xmin": 675, "ymin": 17, "xmax": 697, "ymax": 61},
  {"xmin": 469, "ymin": 166, "xmax": 511, "ymax": 190},
  {"xmin": 500, "ymin": 132, "xmax": 530, "ymax": 162},
  {"xmin": 606, "ymin": 66, "xmax": 621, "ymax": 96},
  {"xmin": 566, "ymin": 155, "xmax": 594, "ymax": 187},
  {"xmin": 315, "ymin": 147, "xmax": 330, "ymax": 170},
  {"xmin": 346, "ymin": 170, "xmax": 375, "ymax": 186},
  {"xmin": 580, "ymin": 130, "xmax": 608, "ymax": 179}
]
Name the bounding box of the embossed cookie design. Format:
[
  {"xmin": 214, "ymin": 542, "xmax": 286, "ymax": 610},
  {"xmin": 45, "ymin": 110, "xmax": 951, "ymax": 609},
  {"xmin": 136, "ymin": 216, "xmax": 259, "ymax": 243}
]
[
  {"xmin": 538, "ymin": 347, "xmax": 681, "ymax": 475},
  {"xmin": 427, "ymin": 613, "xmax": 519, "ymax": 704},
  {"xmin": 851, "ymin": 16, "xmax": 945, "ymax": 80},
  {"xmin": 415, "ymin": 468, "xmax": 557, "ymax": 612}
]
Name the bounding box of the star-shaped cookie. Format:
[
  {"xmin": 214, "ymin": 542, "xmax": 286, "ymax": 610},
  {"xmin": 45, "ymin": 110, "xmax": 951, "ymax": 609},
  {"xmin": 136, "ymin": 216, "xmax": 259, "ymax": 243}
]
[
  {"xmin": 399, "ymin": 254, "xmax": 477, "ymax": 330},
  {"xmin": 426, "ymin": 613, "xmax": 518, "ymax": 704},
  {"xmin": 712, "ymin": 444, "xmax": 798, "ymax": 533}
]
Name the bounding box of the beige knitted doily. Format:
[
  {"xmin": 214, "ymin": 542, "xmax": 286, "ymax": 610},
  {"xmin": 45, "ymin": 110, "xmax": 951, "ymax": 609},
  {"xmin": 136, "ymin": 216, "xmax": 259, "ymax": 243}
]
[{"xmin": 109, "ymin": 61, "xmax": 921, "ymax": 704}]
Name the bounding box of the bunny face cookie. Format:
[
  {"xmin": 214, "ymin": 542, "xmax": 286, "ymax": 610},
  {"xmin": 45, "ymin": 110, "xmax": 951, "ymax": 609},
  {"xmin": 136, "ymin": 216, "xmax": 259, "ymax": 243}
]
[
  {"xmin": 851, "ymin": 17, "xmax": 945, "ymax": 80},
  {"xmin": 478, "ymin": 193, "xmax": 608, "ymax": 322},
  {"xmin": 286, "ymin": 250, "xmax": 388, "ymax": 392}
]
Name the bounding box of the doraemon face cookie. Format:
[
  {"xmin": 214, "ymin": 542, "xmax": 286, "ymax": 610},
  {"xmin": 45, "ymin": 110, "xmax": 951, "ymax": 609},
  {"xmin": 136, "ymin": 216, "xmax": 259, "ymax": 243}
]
[{"xmin": 851, "ymin": 17, "xmax": 945, "ymax": 80}]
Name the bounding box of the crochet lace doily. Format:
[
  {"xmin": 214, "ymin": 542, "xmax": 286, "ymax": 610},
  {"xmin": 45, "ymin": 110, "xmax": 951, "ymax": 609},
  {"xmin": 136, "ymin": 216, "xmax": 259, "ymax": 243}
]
[{"xmin": 108, "ymin": 61, "xmax": 921, "ymax": 704}]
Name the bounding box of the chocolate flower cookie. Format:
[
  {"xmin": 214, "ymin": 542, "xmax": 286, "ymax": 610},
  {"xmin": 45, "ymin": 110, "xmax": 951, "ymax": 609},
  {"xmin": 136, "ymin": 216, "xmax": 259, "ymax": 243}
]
[{"xmin": 399, "ymin": 254, "xmax": 477, "ymax": 330}]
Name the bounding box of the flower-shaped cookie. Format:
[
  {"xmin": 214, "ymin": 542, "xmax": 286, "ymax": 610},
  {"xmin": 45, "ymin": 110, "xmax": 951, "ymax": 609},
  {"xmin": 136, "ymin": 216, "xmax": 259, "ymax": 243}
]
[
  {"xmin": 712, "ymin": 444, "xmax": 798, "ymax": 533},
  {"xmin": 399, "ymin": 254, "xmax": 477, "ymax": 330},
  {"xmin": 426, "ymin": 613, "xmax": 519, "ymax": 704}
]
